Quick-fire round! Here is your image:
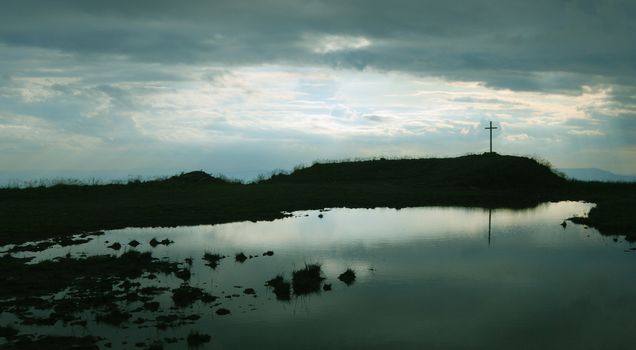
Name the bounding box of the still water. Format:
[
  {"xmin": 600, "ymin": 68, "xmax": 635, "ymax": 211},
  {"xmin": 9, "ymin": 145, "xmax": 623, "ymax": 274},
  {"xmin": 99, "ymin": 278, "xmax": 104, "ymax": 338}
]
[{"xmin": 3, "ymin": 201, "xmax": 636, "ymax": 349}]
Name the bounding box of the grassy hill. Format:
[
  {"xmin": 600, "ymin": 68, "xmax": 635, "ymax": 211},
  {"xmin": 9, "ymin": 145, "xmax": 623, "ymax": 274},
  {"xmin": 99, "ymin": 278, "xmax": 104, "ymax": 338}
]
[
  {"xmin": 0, "ymin": 153, "xmax": 633, "ymax": 245},
  {"xmin": 265, "ymin": 154, "xmax": 566, "ymax": 189}
]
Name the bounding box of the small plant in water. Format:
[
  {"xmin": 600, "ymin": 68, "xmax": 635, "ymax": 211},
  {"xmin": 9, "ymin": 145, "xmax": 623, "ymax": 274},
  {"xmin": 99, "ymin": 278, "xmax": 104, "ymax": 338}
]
[
  {"xmin": 235, "ymin": 252, "xmax": 247, "ymax": 263},
  {"xmin": 203, "ymin": 252, "xmax": 224, "ymax": 268},
  {"xmin": 187, "ymin": 331, "xmax": 211, "ymax": 347},
  {"xmin": 292, "ymin": 264, "xmax": 324, "ymax": 295},
  {"xmin": 338, "ymin": 268, "xmax": 356, "ymax": 285},
  {"xmin": 149, "ymin": 238, "xmax": 174, "ymax": 247},
  {"xmin": 215, "ymin": 308, "xmax": 231, "ymax": 316},
  {"xmin": 265, "ymin": 275, "xmax": 291, "ymax": 301},
  {"xmin": 171, "ymin": 285, "xmax": 217, "ymax": 308}
]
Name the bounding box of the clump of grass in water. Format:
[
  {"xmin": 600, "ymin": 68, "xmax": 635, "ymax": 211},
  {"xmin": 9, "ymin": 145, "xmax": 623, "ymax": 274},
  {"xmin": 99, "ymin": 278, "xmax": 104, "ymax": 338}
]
[
  {"xmin": 235, "ymin": 252, "xmax": 247, "ymax": 263},
  {"xmin": 95, "ymin": 306, "xmax": 131, "ymax": 326},
  {"xmin": 149, "ymin": 238, "xmax": 173, "ymax": 248},
  {"xmin": 203, "ymin": 252, "xmax": 224, "ymax": 269},
  {"xmin": 171, "ymin": 285, "xmax": 217, "ymax": 308},
  {"xmin": 292, "ymin": 264, "xmax": 324, "ymax": 295},
  {"xmin": 215, "ymin": 308, "xmax": 231, "ymax": 316},
  {"xmin": 265, "ymin": 275, "xmax": 291, "ymax": 301},
  {"xmin": 187, "ymin": 331, "xmax": 211, "ymax": 347},
  {"xmin": 338, "ymin": 268, "xmax": 356, "ymax": 285},
  {"xmin": 175, "ymin": 268, "xmax": 191, "ymax": 281}
]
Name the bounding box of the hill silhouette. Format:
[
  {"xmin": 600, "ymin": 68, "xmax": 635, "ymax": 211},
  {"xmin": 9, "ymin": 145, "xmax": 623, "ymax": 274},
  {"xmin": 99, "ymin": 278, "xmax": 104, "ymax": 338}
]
[
  {"xmin": 161, "ymin": 171, "xmax": 235, "ymax": 185},
  {"xmin": 265, "ymin": 153, "xmax": 565, "ymax": 189},
  {"xmin": 558, "ymin": 168, "xmax": 636, "ymax": 182},
  {"xmin": 0, "ymin": 153, "xmax": 633, "ymax": 245}
]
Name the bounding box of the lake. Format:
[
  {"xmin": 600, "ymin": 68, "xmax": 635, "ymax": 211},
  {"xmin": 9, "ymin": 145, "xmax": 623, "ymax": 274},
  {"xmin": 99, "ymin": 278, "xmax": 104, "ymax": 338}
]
[{"xmin": 2, "ymin": 201, "xmax": 636, "ymax": 349}]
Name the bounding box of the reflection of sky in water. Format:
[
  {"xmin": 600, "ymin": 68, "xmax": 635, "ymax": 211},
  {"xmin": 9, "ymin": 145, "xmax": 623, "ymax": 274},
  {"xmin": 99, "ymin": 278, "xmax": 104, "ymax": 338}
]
[{"xmin": 4, "ymin": 201, "xmax": 636, "ymax": 349}]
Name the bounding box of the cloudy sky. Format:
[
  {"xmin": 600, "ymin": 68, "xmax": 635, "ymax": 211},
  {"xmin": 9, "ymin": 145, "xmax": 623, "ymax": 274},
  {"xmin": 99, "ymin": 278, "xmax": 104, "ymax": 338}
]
[{"xmin": 1, "ymin": 0, "xmax": 635, "ymax": 183}]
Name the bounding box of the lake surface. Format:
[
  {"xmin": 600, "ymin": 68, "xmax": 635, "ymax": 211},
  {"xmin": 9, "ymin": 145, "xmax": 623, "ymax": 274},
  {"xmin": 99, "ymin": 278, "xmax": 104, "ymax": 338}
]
[{"xmin": 2, "ymin": 201, "xmax": 636, "ymax": 349}]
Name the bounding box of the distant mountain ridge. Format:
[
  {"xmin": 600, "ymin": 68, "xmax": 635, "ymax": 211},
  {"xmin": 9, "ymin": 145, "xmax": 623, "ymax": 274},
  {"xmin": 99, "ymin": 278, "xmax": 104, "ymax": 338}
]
[{"xmin": 557, "ymin": 168, "xmax": 636, "ymax": 182}]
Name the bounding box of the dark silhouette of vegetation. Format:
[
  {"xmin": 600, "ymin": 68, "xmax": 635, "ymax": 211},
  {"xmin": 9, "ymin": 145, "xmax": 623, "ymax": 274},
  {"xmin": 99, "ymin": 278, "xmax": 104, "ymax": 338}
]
[
  {"xmin": 175, "ymin": 268, "xmax": 191, "ymax": 281},
  {"xmin": 215, "ymin": 308, "xmax": 231, "ymax": 316},
  {"xmin": 1, "ymin": 153, "xmax": 634, "ymax": 245},
  {"xmin": 338, "ymin": 269, "xmax": 356, "ymax": 285},
  {"xmin": 171, "ymin": 285, "xmax": 217, "ymax": 308},
  {"xmin": 0, "ymin": 251, "xmax": 178, "ymax": 301},
  {"xmin": 202, "ymin": 252, "xmax": 224, "ymax": 268},
  {"xmin": 292, "ymin": 264, "xmax": 324, "ymax": 295},
  {"xmin": 265, "ymin": 275, "xmax": 291, "ymax": 301},
  {"xmin": 0, "ymin": 251, "xmax": 182, "ymax": 333},
  {"xmin": 235, "ymin": 252, "xmax": 248, "ymax": 263},
  {"xmin": 149, "ymin": 238, "xmax": 173, "ymax": 247},
  {"xmin": 0, "ymin": 335, "xmax": 101, "ymax": 349},
  {"xmin": 187, "ymin": 331, "xmax": 211, "ymax": 347}
]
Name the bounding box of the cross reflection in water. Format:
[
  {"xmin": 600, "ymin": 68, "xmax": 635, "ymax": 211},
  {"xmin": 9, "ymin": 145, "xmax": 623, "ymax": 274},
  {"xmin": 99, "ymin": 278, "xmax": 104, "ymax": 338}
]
[{"xmin": 488, "ymin": 208, "xmax": 492, "ymax": 246}]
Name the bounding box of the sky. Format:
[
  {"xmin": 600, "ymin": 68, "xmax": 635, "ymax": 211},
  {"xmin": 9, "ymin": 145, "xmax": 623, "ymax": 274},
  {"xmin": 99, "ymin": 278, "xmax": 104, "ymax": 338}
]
[{"xmin": 1, "ymin": 0, "xmax": 635, "ymax": 183}]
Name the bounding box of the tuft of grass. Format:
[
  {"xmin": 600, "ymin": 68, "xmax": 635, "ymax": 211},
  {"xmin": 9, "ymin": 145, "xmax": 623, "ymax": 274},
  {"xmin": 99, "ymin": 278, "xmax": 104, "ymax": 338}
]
[
  {"xmin": 215, "ymin": 308, "xmax": 231, "ymax": 316},
  {"xmin": 338, "ymin": 268, "xmax": 356, "ymax": 285},
  {"xmin": 203, "ymin": 252, "xmax": 224, "ymax": 268},
  {"xmin": 187, "ymin": 331, "xmax": 211, "ymax": 347},
  {"xmin": 292, "ymin": 264, "xmax": 324, "ymax": 296},
  {"xmin": 149, "ymin": 238, "xmax": 173, "ymax": 247},
  {"xmin": 235, "ymin": 252, "xmax": 247, "ymax": 263},
  {"xmin": 265, "ymin": 275, "xmax": 291, "ymax": 301},
  {"xmin": 171, "ymin": 285, "xmax": 217, "ymax": 308}
]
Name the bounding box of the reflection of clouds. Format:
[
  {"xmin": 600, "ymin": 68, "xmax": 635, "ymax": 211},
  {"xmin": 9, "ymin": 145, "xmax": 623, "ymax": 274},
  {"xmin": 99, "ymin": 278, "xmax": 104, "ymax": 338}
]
[
  {"xmin": 12, "ymin": 201, "xmax": 596, "ymax": 265},
  {"xmin": 202, "ymin": 202, "xmax": 593, "ymax": 250}
]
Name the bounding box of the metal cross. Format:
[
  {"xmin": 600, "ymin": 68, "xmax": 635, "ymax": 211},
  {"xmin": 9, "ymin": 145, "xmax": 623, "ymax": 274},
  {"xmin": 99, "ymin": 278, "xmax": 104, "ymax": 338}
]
[{"xmin": 485, "ymin": 121, "xmax": 498, "ymax": 153}]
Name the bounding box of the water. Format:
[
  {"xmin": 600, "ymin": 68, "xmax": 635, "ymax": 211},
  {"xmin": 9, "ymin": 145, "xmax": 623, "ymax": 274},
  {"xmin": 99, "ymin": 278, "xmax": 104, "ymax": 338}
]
[{"xmin": 2, "ymin": 201, "xmax": 636, "ymax": 349}]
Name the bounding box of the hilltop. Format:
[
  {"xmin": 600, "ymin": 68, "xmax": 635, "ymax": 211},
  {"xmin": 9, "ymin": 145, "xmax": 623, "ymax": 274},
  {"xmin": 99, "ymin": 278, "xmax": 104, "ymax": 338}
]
[
  {"xmin": 265, "ymin": 153, "xmax": 566, "ymax": 189},
  {"xmin": 0, "ymin": 153, "xmax": 634, "ymax": 245}
]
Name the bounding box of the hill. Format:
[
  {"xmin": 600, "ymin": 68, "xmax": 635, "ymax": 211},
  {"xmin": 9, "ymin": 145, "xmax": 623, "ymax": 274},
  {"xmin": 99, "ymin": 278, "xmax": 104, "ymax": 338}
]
[
  {"xmin": 266, "ymin": 153, "xmax": 566, "ymax": 189},
  {"xmin": 0, "ymin": 153, "xmax": 634, "ymax": 245},
  {"xmin": 558, "ymin": 168, "xmax": 636, "ymax": 182}
]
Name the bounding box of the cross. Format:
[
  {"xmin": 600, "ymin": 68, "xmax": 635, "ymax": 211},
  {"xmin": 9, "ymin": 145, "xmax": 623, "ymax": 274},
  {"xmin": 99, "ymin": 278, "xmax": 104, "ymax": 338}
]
[{"xmin": 485, "ymin": 121, "xmax": 498, "ymax": 153}]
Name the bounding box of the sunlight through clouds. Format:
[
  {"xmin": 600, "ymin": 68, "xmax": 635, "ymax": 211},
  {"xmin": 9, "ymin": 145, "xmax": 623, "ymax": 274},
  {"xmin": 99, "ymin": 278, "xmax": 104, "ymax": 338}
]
[
  {"xmin": 0, "ymin": 62, "xmax": 632, "ymax": 181},
  {"xmin": 1, "ymin": 0, "xmax": 635, "ymax": 181},
  {"xmin": 307, "ymin": 34, "xmax": 372, "ymax": 54}
]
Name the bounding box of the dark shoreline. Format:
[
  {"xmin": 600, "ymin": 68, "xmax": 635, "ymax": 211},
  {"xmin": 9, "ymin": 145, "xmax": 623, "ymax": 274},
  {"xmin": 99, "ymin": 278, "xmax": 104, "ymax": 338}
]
[{"xmin": 1, "ymin": 154, "xmax": 635, "ymax": 246}]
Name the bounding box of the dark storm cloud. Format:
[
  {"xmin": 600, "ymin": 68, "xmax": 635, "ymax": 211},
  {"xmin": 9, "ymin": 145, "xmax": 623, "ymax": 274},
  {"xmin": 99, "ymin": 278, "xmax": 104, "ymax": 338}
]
[{"xmin": 2, "ymin": 0, "xmax": 635, "ymax": 92}]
